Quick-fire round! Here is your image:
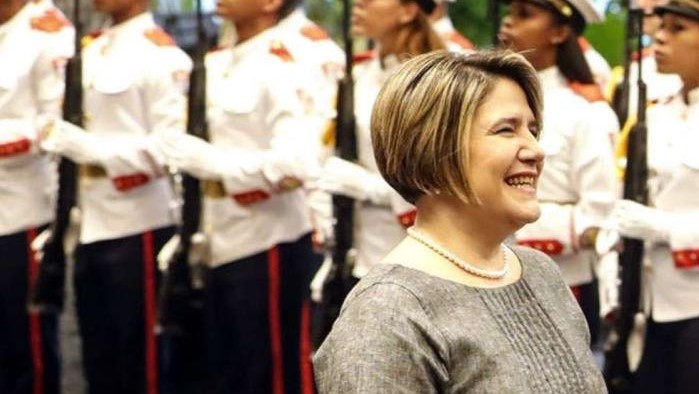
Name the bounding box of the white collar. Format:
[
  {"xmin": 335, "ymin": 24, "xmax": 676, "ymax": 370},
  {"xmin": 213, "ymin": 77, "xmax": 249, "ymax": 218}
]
[
  {"xmin": 0, "ymin": 3, "xmax": 35, "ymax": 37},
  {"xmin": 104, "ymin": 12, "xmax": 154, "ymax": 38},
  {"xmin": 537, "ymin": 66, "xmax": 567, "ymax": 91}
]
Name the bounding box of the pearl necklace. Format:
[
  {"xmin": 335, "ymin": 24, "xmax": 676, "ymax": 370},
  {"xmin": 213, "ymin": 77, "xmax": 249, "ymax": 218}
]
[{"xmin": 406, "ymin": 228, "xmax": 509, "ymax": 280}]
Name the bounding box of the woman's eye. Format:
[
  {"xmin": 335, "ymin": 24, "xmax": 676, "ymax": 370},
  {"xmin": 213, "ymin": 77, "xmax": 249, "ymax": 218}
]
[{"xmin": 496, "ymin": 127, "xmax": 515, "ymax": 134}]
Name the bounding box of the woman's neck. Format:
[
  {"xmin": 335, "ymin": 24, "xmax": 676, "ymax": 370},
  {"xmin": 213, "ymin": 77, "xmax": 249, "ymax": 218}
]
[
  {"xmin": 0, "ymin": 1, "xmax": 24, "ymax": 25},
  {"xmin": 414, "ymin": 195, "xmax": 509, "ymax": 270},
  {"xmin": 234, "ymin": 16, "xmax": 276, "ymax": 44},
  {"xmin": 110, "ymin": 4, "xmax": 147, "ymax": 25},
  {"xmin": 526, "ymin": 47, "xmax": 557, "ymax": 72},
  {"xmin": 682, "ymin": 78, "xmax": 698, "ymax": 103}
]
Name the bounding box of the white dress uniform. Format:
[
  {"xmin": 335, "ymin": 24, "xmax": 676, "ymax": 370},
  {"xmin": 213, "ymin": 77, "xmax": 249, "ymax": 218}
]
[
  {"xmin": 187, "ymin": 27, "xmax": 319, "ymax": 267},
  {"xmin": 0, "ymin": 2, "xmax": 72, "ymax": 236},
  {"xmin": 276, "ymin": 9, "xmax": 344, "ymax": 246},
  {"xmin": 579, "ymin": 37, "xmax": 612, "ymax": 91},
  {"xmin": 431, "ymin": 15, "xmax": 475, "ymax": 52},
  {"xmin": 643, "ymin": 87, "xmax": 699, "ymax": 322},
  {"xmin": 0, "ymin": 3, "xmax": 72, "ymax": 393},
  {"xmin": 42, "ymin": 12, "xmax": 192, "ymax": 243},
  {"xmin": 516, "ymin": 66, "xmax": 618, "ymax": 287},
  {"xmin": 349, "ymin": 54, "xmax": 416, "ymax": 278}
]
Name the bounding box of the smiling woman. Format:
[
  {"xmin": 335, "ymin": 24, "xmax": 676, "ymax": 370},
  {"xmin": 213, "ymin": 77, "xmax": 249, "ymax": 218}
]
[{"xmin": 312, "ymin": 50, "xmax": 607, "ymax": 393}]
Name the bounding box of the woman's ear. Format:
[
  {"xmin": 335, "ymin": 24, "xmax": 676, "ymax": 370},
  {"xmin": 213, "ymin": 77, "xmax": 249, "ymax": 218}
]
[
  {"xmin": 549, "ymin": 24, "xmax": 572, "ymax": 45},
  {"xmin": 397, "ymin": 1, "xmax": 420, "ymax": 25}
]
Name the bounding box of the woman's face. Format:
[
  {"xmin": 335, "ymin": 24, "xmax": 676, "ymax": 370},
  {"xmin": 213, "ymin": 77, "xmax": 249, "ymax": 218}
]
[
  {"xmin": 653, "ymin": 13, "xmax": 699, "ymax": 81},
  {"xmin": 499, "ymin": 1, "xmax": 565, "ymax": 65},
  {"xmin": 351, "ymin": 0, "xmax": 414, "ymax": 42},
  {"xmin": 466, "ymin": 77, "xmax": 544, "ymax": 229}
]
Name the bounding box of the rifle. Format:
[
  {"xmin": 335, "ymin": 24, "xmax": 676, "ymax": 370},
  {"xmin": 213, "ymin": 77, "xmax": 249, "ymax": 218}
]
[
  {"xmin": 611, "ymin": 0, "xmax": 634, "ymax": 125},
  {"xmin": 29, "ymin": 0, "xmax": 82, "ymax": 314},
  {"xmin": 158, "ymin": 0, "xmax": 209, "ymax": 337},
  {"xmin": 315, "ymin": 0, "xmax": 358, "ymax": 346},
  {"xmin": 603, "ymin": 8, "xmax": 648, "ymax": 394},
  {"xmin": 157, "ymin": 1, "xmax": 208, "ymax": 391}
]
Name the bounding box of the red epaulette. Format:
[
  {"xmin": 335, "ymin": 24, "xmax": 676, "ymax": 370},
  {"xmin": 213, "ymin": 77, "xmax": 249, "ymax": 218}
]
[
  {"xmin": 300, "ymin": 23, "xmax": 329, "ymax": 41},
  {"xmin": 269, "ymin": 40, "xmax": 294, "ymax": 62},
  {"xmin": 577, "ymin": 36, "xmax": 591, "ymax": 52},
  {"xmin": 144, "ymin": 27, "xmax": 176, "ymax": 47},
  {"xmin": 30, "ymin": 9, "xmax": 70, "ymax": 33},
  {"xmin": 81, "ymin": 29, "xmax": 102, "ymax": 48},
  {"xmin": 631, "ymin": 47, "xmax": 653, "ymax": 62},
  {"xmin": 446, "ymin": 31, "xmax": 474, "ymax": 50},
  {"xmin": 568, "ymin": 81, "xmax": 605, "ymax": 102},
  {"xmin": 353, "ymin": 50, "xmax": 376, "ymax": 65}
]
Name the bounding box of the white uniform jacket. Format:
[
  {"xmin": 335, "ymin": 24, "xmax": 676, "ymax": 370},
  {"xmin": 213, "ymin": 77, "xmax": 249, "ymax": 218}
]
[
  {"xmin": 516, "ymin": 67, "xmax": 618, "ymax": 286},
  {"xmin": 644, "ymin": 87, "xmax": 699, "ymax": 322},
  {"xmin": 0, "ymin": 2, "xmax": 73, "ymax": 235},
  {"xmin": 196, "ymin": 28, "xmax": 320, "ymax": 267},
  {"xmin": 351, "ymin": 54, "xmax": 416, "ymax": 277},
  {"xmin": 431, "ymin": 16, "xmax": 474, "ymax": 53},
  {"xmin": 60, "ymin": 13, "xmax": 191, "ymax": 243}
]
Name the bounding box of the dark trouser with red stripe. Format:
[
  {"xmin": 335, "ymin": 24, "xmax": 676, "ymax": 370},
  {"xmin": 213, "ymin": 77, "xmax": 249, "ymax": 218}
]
[
  {"xmin": 634, "ymin": 316, "xmax": 699, "ymax": 394},
  {"xmin": 0, "ymin": 226, "xmax": 59, "ymax": 394},
  {"xmin": 570, "ymin": 281, "xmax": 601, "ymax": 346},
  {"xmin": 205, "ymin": 233, "xmax": 321, "ymax": 394},
  {"xmin": 74, "ymin": 226, "xmax": 173, "ymax": 394}
]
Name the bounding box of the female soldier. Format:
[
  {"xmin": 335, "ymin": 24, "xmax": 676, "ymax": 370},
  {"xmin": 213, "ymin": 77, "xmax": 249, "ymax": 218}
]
[
  {"xmin": 0, "ymin": 1, "xmax": 72, "ymax": 392},
  {"xmin": 39, "ymin": 0, "xmax": 191, "ymax": 391},
  {"xmin": 498, "ymin": 0, "xmax": 619, "ymax": 345},
  {"xmin": 612, "ymin": 1, "xmax": 699, "ymax": 392},
  {"xmin": 317, "ymin": 0, "xmax": 446, "ymax": 280},
  {"xmin": 158, "ymin": 0, "xmax": 322, "ymax": 392}
]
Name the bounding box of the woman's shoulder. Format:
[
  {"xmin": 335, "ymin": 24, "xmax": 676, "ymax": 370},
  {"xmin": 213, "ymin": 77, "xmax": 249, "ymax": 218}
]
[{"xmin": 511, "ymin": 245, "xmax": 561, "ymax": 277}]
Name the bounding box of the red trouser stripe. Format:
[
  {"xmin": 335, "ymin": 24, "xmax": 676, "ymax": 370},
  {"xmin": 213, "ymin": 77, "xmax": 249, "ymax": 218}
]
[
  {"xmin": 570, "ymin": 285, "xmax": 582, "ymax": 302},
  {"xmin": 26, "ymin": 229, "xmax": 44, "ymax": 394},
  {"xmin": 300, "ymin": 300, "xmax": 314, "ymax": 394},
  {"xmin": 268, "ymin": 247, "xmax": 284, "ymax": 394},
  {"xmin": 142, "ymin": 231, "xmax": 158, "ymax": 394}
]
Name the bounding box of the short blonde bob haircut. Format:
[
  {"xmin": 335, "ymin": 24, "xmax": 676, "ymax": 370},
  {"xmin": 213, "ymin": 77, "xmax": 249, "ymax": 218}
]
[{"xmin": 371, "ymin": 50, "xmax": 543, "ymax": 204}]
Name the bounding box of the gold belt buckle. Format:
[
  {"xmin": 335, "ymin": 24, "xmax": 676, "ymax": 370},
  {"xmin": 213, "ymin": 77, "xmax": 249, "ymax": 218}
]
[
  {"xmin": 201, "ymin": 180, "xmax": 227, "ymax": 199},
  {"xmin": 79, "ymin": 164, "xmax": 107, "ymax": 178}
]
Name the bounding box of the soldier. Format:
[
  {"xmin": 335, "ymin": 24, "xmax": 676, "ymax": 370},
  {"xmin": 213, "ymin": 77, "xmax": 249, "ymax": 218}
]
[
  {"xmin": 610, "ymin": 1, "xmax": 699, "ymax": 392},
  {"xmin": 38, "ymin": 0, "xmax": 192, "ymax": 392},
  {"xmin": 317, "ymin": 0, "xmax": 446, "ymax": 282},
  {"xmin": 0, "ymin": 1, "xmax": 72, "ymax": 393},
  {"xmin": 158, "ymin": 0, "xmax": 322, "ymax": 392},
  {"xmin": 429, "ymin": 0, "xmax": 475, "ymax": 51},
  {"xmin": 499, "ymin": 0, "xmax": 619, "ymax": 345}
]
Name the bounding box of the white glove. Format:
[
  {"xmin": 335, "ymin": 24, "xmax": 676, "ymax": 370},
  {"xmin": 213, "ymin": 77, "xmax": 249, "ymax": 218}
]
[
  {"xmin": 611, "ymin": 199, "xmax": 672, "ymax": 243},
  {"xmin": 30, "ymin": 229, "xmax": 52, "ymax": 263},
  {"xmin": 40, "ymin": 120, "xmax": 108, "ymax": 164},
  {"xmin": 317, "ymin": 157, "xmax": 392, "ymax": 205},
  {"xmin": 596, "ymin": 251, "xmax": 619, "ymax": 318},
  {"xmin": 159, "ymin": 133, "xmax": 229, "ymax": 180}
]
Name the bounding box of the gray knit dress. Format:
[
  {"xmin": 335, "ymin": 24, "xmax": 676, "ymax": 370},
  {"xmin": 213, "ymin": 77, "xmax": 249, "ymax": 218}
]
[{"xmin": 313, "ymin": 246, "xmax": 607, "ymax": 393}]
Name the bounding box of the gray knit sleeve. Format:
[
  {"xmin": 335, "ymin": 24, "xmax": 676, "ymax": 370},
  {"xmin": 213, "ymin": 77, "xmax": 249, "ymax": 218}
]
[{"xmin": 313, "ymin": 282, "xmax": 449, "ymax": 393}]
